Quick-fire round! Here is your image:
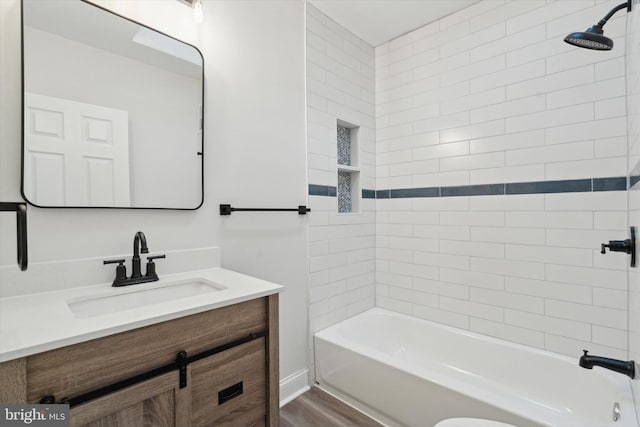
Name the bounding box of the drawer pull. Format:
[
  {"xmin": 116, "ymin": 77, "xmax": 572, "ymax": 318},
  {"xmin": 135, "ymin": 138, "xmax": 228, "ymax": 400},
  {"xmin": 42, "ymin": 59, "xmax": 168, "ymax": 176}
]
[{"xmin": 218, "ymin": 381, "xmax": 243, "ymax": 405}]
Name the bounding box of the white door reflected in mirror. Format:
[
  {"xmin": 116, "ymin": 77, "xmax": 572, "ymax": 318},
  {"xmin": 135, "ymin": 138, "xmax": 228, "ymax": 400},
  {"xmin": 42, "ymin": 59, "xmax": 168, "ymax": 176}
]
[{"xmin": 24, "ymin": 93, "xmax": 131, "ymax": 207}]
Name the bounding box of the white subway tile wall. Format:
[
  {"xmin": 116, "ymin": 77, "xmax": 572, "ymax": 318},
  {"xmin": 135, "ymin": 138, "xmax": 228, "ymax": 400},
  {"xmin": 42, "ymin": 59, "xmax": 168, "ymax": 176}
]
[
  {"xmin": 627, "ymin": 0, "xmax": 640, "ymax": 409},
  {"xmin": 376, "ymin": 0, "xmax": 629, "ymax": 358},
  {"xmin": 307, "ymin": 4, "xmax": 376, "ymax": 333}
]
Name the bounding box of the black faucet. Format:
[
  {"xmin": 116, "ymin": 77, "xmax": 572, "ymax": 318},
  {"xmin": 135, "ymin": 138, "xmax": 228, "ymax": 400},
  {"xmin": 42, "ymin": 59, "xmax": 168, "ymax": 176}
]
[
  {"xmin": 579, "ymin": 350, "xmax": 635, "ymax": 379},
  {"xmin": 103, "ymin": 231, "xmax": 165, "ymax": 287},
  {"xmin": 131, "ymin": 231, "xmax": 149, "ymax": 279}
]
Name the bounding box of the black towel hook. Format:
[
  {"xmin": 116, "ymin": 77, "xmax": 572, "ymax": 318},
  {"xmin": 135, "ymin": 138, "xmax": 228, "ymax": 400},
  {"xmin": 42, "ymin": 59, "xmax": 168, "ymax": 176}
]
[{"xmin": 0, "ymin": 202, "xmax": 28, "ymax": 271}]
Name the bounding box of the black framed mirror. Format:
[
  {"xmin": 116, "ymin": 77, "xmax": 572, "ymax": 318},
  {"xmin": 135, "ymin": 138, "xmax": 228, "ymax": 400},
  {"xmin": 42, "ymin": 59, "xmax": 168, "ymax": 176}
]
[{"xmin": 21, "ymin": 0, "xmax": 204, "ymax": 209}]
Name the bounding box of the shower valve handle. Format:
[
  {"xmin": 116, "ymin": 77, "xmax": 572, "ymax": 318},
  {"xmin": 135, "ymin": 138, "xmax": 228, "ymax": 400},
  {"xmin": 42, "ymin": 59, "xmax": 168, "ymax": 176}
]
[
  {"xmin": 600, "ymin": 240, "xmax": 631, "ymax": 254},
  {"xmin": 600, "ymin": 226, "xmax": 636, "ymax": 267}
]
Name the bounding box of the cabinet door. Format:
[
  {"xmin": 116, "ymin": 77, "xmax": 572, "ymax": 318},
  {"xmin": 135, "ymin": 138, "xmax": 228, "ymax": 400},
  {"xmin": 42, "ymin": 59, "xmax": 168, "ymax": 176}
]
[
  {"xmin": 190, "ymin": 338, "xmax": 266, "ymax": 427},
  {"xmin": 69, "ymin": 371, "xmax": 189, "ymax": 427}
]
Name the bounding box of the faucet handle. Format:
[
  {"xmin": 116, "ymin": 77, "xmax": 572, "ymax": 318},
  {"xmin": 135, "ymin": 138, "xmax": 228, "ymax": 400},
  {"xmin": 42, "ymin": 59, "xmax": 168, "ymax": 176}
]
[
  {"xmin": 583, "ymin": 349, "xmax": 589, "ymax": 356},
  {"xmin": 103, "ymin": 258, "xmax": 127, "ymax": 286},
  {"xmin": 145, "ymin": 254, "xmax": 166, "ymax": 280}
]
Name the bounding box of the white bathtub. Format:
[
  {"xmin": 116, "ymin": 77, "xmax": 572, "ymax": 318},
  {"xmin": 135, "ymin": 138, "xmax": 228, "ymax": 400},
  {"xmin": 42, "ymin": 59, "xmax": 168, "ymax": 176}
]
[{"xmin": 314, "ymin": 308, "xmax": 637, "ymax": 427}]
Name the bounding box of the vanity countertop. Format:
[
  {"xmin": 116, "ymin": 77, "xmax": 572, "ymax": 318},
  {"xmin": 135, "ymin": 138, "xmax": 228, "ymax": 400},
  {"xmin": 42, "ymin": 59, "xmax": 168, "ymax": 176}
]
[{"xmin": 0, "ymin": 268, "xmax": 283, "ymax": 363}]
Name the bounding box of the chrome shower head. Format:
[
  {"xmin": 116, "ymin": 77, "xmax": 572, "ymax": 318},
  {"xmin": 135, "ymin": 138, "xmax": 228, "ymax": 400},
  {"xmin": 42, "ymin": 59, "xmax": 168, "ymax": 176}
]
[
  {"xmin": 564, "ymin": 25, "xmax": 613, "ymax": 51},
  {"xmin": 563, "ymin": 1, "xmax": 630, "ymax": 51}
]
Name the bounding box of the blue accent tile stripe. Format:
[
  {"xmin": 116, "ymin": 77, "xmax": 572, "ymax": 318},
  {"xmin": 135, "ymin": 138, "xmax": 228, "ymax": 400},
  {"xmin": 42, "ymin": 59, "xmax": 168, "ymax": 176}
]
[
  {"xmin": 594, "ymin": 177, "xmax": 627, "ymax": 192},
  {"xmin": 376, "ymin": 189, "xmax": 390, "ymax": 199},
  {"xmin": 631, "ymin": 175, "xmax": 640, "ymax": 189},
  {"xmin": 309, "ymin": 176, "xmax": 627, "ymax": 199},
  {"xmin": 442, "ymin": 184, "xmax": 504, "ymax": 197},
  {"xmin": 309, "ymin": 185, "xmax": 376, "ymax": 198},
  {"xmin": 362, "ymin": 189, "xmax": 376, "ymax": 199},
  {"xmin": 506, "ymin": 179, "xmax": 591, "ymax": 195},
  {"xmin": 390, "ymin": 187, "xmax": 439, "ymax": 198},
  {"xmin": 308, "ymin": 184, "xmax": 335, "ymax": 197}
]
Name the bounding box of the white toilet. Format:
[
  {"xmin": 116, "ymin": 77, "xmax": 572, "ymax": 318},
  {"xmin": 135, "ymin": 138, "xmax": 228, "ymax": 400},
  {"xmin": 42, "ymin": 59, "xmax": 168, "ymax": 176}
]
[{"xmin": 434, "ymin": 418, "xmax": 518, "ymax": 427}]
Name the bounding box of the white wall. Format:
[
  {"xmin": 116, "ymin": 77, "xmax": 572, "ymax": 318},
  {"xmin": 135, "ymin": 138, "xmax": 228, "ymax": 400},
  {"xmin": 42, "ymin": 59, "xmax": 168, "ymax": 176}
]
[
  {"xmin": 1, "ymin": 0, "xmax": 310, "ymax": 401},
  {"xmin": 24, "ymin": 26, "xmax": 201, "ymax": 208},
  {"xmin": 375, "ymin": 0, "xmax": 629, "ymax": 359},
  {"xmin": 306, "ymin": 4, "xmax": 376, "ymax": 335},
  {"xmin": 201, "ymin": 0, "xmax": 310, "ymax": 399}
]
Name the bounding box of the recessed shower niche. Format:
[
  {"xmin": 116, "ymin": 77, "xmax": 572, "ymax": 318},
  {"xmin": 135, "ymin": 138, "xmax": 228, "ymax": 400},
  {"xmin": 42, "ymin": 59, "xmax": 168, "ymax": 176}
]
[{"xmin": 336, "ymin": 121, "xmax": 360, "ymax": 214}]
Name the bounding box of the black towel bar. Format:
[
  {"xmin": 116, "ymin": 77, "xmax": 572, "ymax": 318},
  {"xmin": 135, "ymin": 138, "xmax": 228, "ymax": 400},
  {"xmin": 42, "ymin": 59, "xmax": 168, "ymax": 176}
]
[
  {"xmin": 220, "ymin": 204, "xmax": 310, "ymax": 215},
  {"xmin": 0, "ymin": 202, "xmax": 28, "ymax": 271}
]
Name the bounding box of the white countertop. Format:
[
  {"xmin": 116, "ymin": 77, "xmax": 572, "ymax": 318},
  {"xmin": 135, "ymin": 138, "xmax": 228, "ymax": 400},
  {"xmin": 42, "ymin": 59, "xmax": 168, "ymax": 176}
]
[{"xmin": 0, "ymin": 268, "xmax": 283, "ymax": 363}]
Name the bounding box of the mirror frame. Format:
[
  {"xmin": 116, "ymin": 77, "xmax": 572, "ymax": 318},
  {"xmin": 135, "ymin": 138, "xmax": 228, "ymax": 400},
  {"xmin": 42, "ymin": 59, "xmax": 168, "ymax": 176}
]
[{"xmin": 20, "ymin": 0, "xmax": 205, "ymax": 210}]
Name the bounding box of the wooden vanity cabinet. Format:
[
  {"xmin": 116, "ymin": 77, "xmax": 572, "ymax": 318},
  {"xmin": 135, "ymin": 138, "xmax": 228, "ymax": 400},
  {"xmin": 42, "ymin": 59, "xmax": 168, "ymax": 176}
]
[{"xmin": 0, "ymin": 295, "xmax": 279, "ymax": 427}]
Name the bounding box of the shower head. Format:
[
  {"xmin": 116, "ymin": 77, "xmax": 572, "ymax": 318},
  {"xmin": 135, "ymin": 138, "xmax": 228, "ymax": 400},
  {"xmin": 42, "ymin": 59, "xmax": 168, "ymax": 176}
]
[
  {"xmin": 564, "ymin": 26, "xmax": 613, "ymax": 51},
  {"xmin": 563, "ymin": 1, "xmax": 631, "ymax": 51}
]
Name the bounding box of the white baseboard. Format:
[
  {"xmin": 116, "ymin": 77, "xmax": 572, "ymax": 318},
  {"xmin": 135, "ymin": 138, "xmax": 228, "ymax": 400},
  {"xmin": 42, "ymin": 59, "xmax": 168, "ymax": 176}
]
[{"xmin": 279, "ymin": 368, "xmax": 310, "ymax": 407}]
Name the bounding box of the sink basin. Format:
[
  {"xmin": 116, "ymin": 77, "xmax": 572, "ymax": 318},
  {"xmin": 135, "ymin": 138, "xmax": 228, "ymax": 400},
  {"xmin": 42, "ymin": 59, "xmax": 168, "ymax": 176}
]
[{"xmin": 67, "ymin": 279, "xmax": 225, "ymax": 318}]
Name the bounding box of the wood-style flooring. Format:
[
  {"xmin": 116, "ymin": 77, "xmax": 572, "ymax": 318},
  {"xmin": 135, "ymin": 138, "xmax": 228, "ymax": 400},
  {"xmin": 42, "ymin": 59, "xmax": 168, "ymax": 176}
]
[{"xmin": 280, "ymin": 387, "xmax": 383, "ymax": 427}]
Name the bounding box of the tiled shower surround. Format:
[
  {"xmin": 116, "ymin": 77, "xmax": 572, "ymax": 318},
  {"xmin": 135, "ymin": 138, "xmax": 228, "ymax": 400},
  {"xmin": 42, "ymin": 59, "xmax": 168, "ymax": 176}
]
[
  {"xmin": 308, "ymin": 0, "xmax": 631, "ymax": 359},
  {"xmin": 375, "ymin": 0, "xmax": 629, "ymax": 359},
  {"xmin": 306, "ymin": 4, "xmax": 376, "ymax": 333}
]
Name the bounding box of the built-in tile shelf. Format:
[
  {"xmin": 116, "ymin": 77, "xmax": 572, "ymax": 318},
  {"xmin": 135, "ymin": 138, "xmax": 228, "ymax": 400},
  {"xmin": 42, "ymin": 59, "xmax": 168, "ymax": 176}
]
[
  {"xmin": 337, "ymin": 165, "xmax": 360, "ymax": 173},
  {"xmin": 337, "ymin": 124, "xmax": 358, "ymax": 167},
  {"xmin": 337, "ymin": 122, "xmax": 361, "ymax": 214},
  {"xmin": 338, "ymin": 170, "xmax": 361, "ymax": 214}
]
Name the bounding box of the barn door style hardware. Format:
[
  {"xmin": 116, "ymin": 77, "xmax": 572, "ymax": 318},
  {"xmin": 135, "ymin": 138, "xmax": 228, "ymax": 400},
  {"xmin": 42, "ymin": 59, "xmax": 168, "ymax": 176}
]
[{"xmin": 39, "ymin": 331, "xmax": 268, "ymax": 407}]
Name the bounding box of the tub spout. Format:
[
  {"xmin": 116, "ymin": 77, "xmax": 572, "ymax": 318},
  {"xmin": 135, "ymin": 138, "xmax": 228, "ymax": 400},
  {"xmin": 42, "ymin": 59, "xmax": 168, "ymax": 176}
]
[{"xmin": 579, "ymin": 350, "xmax": 635, "ymax": 379}]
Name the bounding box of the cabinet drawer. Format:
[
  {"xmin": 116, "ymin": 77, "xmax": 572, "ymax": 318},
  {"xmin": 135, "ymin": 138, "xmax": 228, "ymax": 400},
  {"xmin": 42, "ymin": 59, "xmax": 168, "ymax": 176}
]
[
  {"xmin": 27, "ymin": 298, "xmax": 267, "ymax": 403},
  {"xmin": 190, "ymin": 338, "xmax": 266, "ymax": 427}
]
